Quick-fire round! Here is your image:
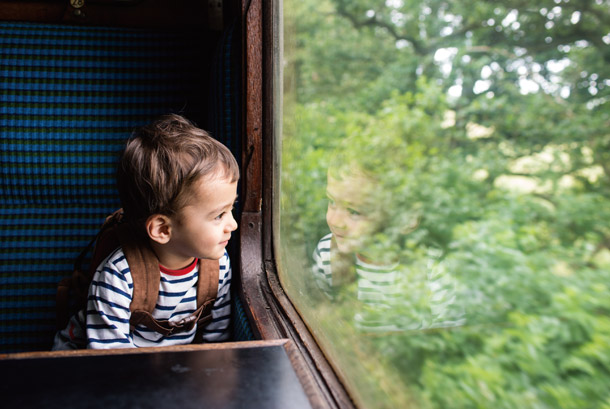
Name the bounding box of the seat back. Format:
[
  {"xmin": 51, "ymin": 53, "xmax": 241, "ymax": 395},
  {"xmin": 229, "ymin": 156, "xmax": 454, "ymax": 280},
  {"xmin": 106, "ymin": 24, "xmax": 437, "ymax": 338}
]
[{"xmin": 0, "ymin": 20, "xmax": 226, "ymax": 352}]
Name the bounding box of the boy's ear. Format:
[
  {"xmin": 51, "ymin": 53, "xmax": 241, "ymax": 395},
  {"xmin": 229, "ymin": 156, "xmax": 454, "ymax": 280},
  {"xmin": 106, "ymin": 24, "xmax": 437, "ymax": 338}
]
[{"xmin": 146, "ymin": 214, "xmax": 172, "ymax": 244}]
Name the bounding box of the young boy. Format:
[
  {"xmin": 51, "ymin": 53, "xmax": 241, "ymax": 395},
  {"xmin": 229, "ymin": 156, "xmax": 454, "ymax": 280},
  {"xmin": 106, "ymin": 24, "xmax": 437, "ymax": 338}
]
[
  {"xmin": 312, "ymin": 168, "xmax": 410, "ymax": 332},
  {"xmin": 53, "ymin": 114, "xmax": 239, "ymax": 349},
  {"xmin": 312, "ymin": 141, "xmax": 464, "ymax": 332}
]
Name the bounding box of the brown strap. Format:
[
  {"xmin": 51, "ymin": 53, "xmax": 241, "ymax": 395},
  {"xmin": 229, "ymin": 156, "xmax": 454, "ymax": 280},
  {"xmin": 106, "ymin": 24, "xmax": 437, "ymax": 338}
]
[
  {"xmin": 57, "ymin": 208, "xmax": 220, "ymax": 337},
  {"xmin": 56, "ymin": 277, "xmax": 72, "ymax": 330},
  {"xmin": 114, "ymin": 218, "xmax": 219, "ymax": 336},
  {"xmin": 125, "ymin": 249, "xmax": 219, "ymax": 336},
  {"xmin": 130, "ymin": 305, "xmax": 205, "ymax": 337},
  {"xmin": 56, "ymin": 268, "xmax": 91, "ymax": 330},
  {"xmin": 194, "ymin": 259, "xmax": 220, "ymax": 338},
  {"xmin": 116, "ymin": 224, "xmax": 160, "ymax": 316},
  {"xmin": 56, "ymin": 209, "xmax": 124, "ymax": 330},
  {"xmin": 87, "ymin": 209, "xmax": 126, "ymax": 276},
  {"xmin": 330, "ymin": 236, "xmax": 357, "ymax": 287},
  {"xmin": 130, "ymin": 260, "xmax": 219, "ymax": 337},
  {"xmin": 197, "ymin": 259, "xmax": 219, "ymax": 307}
]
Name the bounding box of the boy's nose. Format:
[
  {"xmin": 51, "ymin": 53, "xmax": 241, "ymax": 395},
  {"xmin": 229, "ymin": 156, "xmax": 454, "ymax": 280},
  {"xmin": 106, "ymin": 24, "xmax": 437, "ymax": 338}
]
[{"xmin": 226, "ymin": 213, "xmax": 238, "ymax": 232}]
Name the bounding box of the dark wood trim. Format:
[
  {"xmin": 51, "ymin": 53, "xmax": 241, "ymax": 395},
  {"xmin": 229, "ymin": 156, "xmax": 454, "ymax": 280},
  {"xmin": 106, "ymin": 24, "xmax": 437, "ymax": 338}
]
[
  {"xmin": 241, "ymin": 0, "xmax": 263, "ymax": 214},
  {"xmin": 0, "ymin": 0, "xmax": 219, "ymax": 29},
  {"xmin": 265, "ymin": 263, "xmax": 356, "ymax": 409},
  {"xmin": 259, "ymin": 1, "xmax": 356, "ymax": 406},
  {"xmin": 2, "ymin": 338, "xmax": 326, "ymax": 409},
  {"xmin": 238, "ymin": 0, "xmax": 270, "ymax": 341},
  {"xmin": 0, "ymin": 339, "xmax": 289, "ymax": 360},
  {"xmin": 238, "ymin": 0, "xmax": 356, "ymax": 407},
  {"xmin": 262, "ymin": 0, "xmax": 278, "ymax": 265},
  {"xmin": 239, "ymin": 211, "xmax": 280, "ymax": 339},
  {"xmin": 0, "ymin": 1, "xmax": 66, "ymax": 23}
]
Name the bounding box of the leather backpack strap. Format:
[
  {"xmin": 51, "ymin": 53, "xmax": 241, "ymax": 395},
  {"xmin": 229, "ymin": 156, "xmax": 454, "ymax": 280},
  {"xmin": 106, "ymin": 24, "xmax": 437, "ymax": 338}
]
[
  {"xmin": 115, "ymin": 221, "xmax": 220, "ymax": 337},
  {"xmin": 56, "ymin": 209, "xmax": 123, "ymax": 330},
  {"xmin": 129, "ymin": 308, "xmax": 204, "ymax": 337},
  {"xmin": 87, "ymin": 209, "xmax": 125, "ymax": 276},
  {"xmin": 195, "ymin": 259, "xmax": 220, "ymax": 330},
  {"xmin": 129, "ymin": 260, "xmax": 219, "ymax": 338},
  {"xmin": 55, "ymin": 276, "xmax": 72, "ymax": 330},
  {"xmin": 197, "ymin": 259, "xmax": 219, "ymax": 306},
  {"xmin": 114, "ymin": 224, "xmax": 160, "ymax": 326}
]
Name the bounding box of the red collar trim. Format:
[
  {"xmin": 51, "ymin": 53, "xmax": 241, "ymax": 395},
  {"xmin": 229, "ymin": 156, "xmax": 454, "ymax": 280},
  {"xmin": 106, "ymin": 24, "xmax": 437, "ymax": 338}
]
[{"xmin": 159, "ymin": 258, "xmax": 198, "ymax": 276}]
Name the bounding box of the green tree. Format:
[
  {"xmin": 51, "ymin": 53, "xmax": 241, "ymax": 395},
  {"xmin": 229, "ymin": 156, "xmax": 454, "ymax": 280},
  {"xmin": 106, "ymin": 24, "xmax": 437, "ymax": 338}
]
[{"xmin": 280, "ymin": 0, "xmax": 610, "ymax": 408}]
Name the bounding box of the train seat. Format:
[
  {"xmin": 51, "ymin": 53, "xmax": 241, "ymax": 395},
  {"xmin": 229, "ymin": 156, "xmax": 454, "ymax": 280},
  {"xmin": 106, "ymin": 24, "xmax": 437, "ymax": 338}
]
[{"xmin": 0, "ymin": 19, "xmax": 252, "ymax": 353}]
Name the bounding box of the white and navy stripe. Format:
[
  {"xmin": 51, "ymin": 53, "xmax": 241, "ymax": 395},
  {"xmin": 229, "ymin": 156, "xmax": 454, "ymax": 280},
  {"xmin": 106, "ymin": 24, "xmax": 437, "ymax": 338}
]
[
  {"xmin": 312, "ymin": 234, "xmax": 333, "ymax": 294},
  {"xmin": 52, "ymin": 247, "xmax": 232, "ymax": 350},
  {"xmin": 312, "ymin": 233, "xmax": 465, "ymax": 332}
]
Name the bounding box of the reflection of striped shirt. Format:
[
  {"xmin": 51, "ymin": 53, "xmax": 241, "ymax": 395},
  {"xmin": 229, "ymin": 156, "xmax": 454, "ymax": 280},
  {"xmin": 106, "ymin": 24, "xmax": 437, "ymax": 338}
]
[
  {"xmin": 312, "ymin": 234, "xmax": 333, "ymax": 294},
  {"xmin": 312, "ymin": 233, "xmax": 464, "ymax": 331},
  {"xmin": 53, "ymin": 248, "xmax": 231, "ymax": 350}
]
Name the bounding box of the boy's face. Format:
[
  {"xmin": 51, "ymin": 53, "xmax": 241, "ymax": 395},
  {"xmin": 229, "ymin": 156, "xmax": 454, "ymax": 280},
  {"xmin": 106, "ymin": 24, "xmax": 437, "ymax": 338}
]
[
  {"xmin": 167, "ymin": 174, "xmax": 238, "ymax": 263},
  {"xmin": 326, "ymin": 173, "xmax": 381, "ymax": 254}
]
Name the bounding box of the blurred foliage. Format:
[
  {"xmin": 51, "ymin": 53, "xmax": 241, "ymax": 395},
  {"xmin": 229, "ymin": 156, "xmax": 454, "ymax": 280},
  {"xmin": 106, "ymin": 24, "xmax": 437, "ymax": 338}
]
[{"xmin": 279, "ymin": 0, "xmax": 610, "ymax": 408}]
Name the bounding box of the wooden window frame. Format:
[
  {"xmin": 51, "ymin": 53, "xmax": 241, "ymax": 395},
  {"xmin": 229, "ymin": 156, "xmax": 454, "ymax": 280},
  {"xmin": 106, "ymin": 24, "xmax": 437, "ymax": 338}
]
[
  {"xmin": 0, "ymin": 1, "xmax": 355, "ymax": 405},
  {"xmin": 238, "ymin": 1, "xmax": 355, "ymax": 408}
]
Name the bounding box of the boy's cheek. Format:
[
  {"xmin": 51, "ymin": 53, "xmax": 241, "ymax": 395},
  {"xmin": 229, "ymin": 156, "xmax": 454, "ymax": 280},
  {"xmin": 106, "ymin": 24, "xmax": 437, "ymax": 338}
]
[{"xmin": 349, "ymin": 219, "xmax": 377, "ymax": 237}]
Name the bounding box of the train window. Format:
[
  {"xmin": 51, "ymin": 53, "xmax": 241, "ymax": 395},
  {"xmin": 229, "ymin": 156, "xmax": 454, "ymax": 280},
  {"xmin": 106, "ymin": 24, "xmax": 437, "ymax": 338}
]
[{"xmin": 275, "ymin": 0, "xmax": 609, "ymax": 408}]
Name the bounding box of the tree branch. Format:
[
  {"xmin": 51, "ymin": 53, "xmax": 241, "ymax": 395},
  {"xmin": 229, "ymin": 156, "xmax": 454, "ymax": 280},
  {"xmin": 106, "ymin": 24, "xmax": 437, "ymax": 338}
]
[{"xmin": 334, "ymin": 4, "xmax": 428, "ymax": 54}]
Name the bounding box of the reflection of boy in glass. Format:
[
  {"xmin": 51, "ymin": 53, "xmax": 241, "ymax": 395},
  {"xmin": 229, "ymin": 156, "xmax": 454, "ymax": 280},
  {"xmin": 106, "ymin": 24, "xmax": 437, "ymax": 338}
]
[{"xmin": 312, "ymin": 142, "xmax": 464, "ymax": 332}]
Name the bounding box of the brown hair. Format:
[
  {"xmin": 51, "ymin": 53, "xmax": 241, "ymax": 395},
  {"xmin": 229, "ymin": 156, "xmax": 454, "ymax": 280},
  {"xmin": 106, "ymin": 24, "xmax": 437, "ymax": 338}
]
[{"xmin": 116, "ymin": 114, "xmax": 239, "ymax": 231}]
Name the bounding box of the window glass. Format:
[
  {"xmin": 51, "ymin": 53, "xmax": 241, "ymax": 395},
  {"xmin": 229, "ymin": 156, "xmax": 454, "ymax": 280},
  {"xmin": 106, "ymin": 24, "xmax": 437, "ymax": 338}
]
[{"xmin": 277, "ymin": 1, "xmax": 610, "ymax": 408}]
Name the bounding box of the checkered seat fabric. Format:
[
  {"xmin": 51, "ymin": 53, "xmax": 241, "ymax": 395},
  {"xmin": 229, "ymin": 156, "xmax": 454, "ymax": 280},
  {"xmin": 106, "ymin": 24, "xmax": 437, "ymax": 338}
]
[{"xmin": 0, "ymin": 20, "xmax": 251, "ymax": 352}]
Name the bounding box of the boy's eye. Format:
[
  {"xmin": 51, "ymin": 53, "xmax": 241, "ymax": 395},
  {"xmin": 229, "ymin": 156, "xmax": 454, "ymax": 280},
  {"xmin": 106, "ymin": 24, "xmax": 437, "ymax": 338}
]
[
  {"xmin": 215, "ymin": 206, "xmax": 235, "ymax": 221},
  {"xmin": 347, "ymin": 208, "xmax": 361, "ymax": 217}
]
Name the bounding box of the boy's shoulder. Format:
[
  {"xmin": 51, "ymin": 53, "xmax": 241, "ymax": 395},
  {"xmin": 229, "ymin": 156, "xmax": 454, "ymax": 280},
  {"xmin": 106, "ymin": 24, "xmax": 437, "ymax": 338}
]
[
  {"xmin": 316, "ymin": 233, "xmax": 333, "ymax": 250},
  {"xmin": 313, "ymin": 233, "xmax": 333, "ymax": 261},
  {"xmin": 99, "ymin": 246, "xmax": 129, "ymax": 270},
  {"xmin": 94, "ymin": 246, "xmax": 135, "ymax": 286}
]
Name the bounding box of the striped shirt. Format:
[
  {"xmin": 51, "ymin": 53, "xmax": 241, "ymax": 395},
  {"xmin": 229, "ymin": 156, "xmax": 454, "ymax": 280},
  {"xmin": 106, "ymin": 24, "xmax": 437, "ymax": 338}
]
[
  {"xmin": 312, "ymin": 233, "xmax": 465, "ymax": 332},
  {"xmin": 53, "ymin": 247, "xmax": 231, "ymax": 349}
]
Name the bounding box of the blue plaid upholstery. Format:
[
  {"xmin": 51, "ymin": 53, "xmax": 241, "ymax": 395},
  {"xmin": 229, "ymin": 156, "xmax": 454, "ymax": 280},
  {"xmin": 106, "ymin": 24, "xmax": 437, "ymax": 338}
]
[
  {"xmin": 208, "ymin": 20, "xmax": 241, "ymax": 172},
  {"xmin": 207, "ymin": 21, "xmax": 253, "ymax": 343},
  {"xmin": 0, "ymin": 20, "xmax": 252, "ymax": 352}
]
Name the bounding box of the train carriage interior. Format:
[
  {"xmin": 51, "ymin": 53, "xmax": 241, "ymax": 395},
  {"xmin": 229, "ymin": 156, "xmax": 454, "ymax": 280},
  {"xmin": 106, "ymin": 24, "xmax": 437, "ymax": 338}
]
[
  {"xmin": 0, "ymin": 4, "xmax": 338, "ymax": 408},
  {"xmin": 3, "ymin": 1, "xmax": 608, "ymax": 408},
  {"xmin": 0, "ymin": 0, "xmax": 253, "ymax": 354}
]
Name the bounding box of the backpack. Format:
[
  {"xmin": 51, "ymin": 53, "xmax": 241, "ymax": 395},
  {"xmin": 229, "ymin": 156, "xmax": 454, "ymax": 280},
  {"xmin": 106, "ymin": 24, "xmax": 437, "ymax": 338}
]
[{"xmin": 56, "ymin": 209, "xmax": 219, "ymax": 339}]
